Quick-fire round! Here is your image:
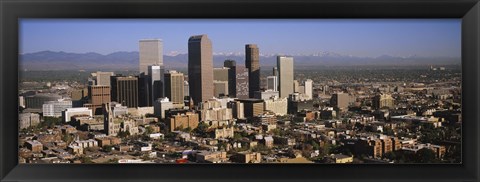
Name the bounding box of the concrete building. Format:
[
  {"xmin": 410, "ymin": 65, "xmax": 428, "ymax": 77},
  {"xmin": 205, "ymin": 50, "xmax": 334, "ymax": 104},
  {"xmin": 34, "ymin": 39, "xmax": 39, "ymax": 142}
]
[
  {"xmin": 139, "ymin": 39, "xmax": 163, "ymax": 75},
  {"xmin": 188, "ymin": 34, "xmax": 214, "ymax": 105},
  {"xmin": 267, "ymin": 76, "xmax": 278, "ymax": 91},
  {"xmin": 213, "ymin": 81, "xmax": 229, "ymax": 98},
  {"xmin": 293, "ymin": 80, "xmax": 300, "ymax": 93},
  {"xmin": 331, "ymin": 154, "xmax": 354, "ymax": 163},
  {"xmin": 94, "ymin": 71, "xmax": 114, "ymax": 86},
  {"xmin": 19, "ymin": 113, "xmax": 40, "ymax": 129},
  {"xmin": 254, "ymin": 90, "xmax": 279, "ymax": 100},
  {"xmin": 153, "ymin": 97, "xmax": 173, "ymax": 119},
  {"xmin": 373, "ymin": 93, "xmax": 395, "ymax": 109},
  {"xmin": 201, "ymin": 107, "xmax": 233, "ymax": 122},
  {"xmin": 264, "ymin": 96, "xmax": 288, "ymax": 116},
  {"xmin": 277, "ymin": 56, "xmax": 294, "ymax": 98},
  {"xmin": 164, "ymin": 70, "xmax": 184, "ymax": 104},
  {"xmin": 87, "ymin": 85, "xmax": 111, "ymax": 115},
  {"xmin": 245, "ymin": 44, "xmax": 260, "ymax": 98},
  {"xmin": 184, "ymin": 80, "xmax": 189, "ymax": 97},
  {"xmin": 168, "ymin": 112, "xmax": 199, "ymax": 132},
  {"xmin": 148, "ymin": 65, "xmax": 165, "ymax": 105},
  {"xmin": 231, "ymin": 152, "xmax": 261, "ymax": 163},
  {"xmin": 25, "ymin": 140, "xmax": 43, "ymax": 153},
  {"xmin": 235, "ymin": 66, "xmax": 249, "ymax": 99},
  {"xmin": 330, "ymin": 92, "xmax": 354, "ymax": 110},
  {"xmin": 111, "ymin": 76, "xmax": 138, "ymax": 108},
  {"xmin": 238, "ymin": 99, "xmax": 264, "ymax": 118},
  {"xmin": 42, "ymin": 99, "xmax": 72, "ymax": 117},
  {"xmin": 196, "ymin": 151, "xmax": 227, "ymax": 163},
  {"xmin": 228, "ymin": 101, "xmax": 245, "ymax": 119},
  {"xmin": 213, "ymin": 67, "xmax": 229, "ymax": 82},
  {"xmin": 304, "ymin": 79, "xmax": 313, "ymax": 100},
  {"xmin": 25, "ymin": 93, "xmax": 63, "ymax": 109},
  {"xmin": 62, "ymin": 107, "xmax": 93, "ymax": 122},
  {"xmin": 213, "ymin": 127, "xmax": 234, "ymax": 139}
]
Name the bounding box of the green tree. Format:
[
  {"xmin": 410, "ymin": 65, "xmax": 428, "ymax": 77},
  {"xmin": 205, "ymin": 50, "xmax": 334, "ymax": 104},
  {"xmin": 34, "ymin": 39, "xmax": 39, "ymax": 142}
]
[
  {"xmin": 194, "ymin": 122, "xmax": 210, "ymax": 137},
  {"xmin": 102, "ymin": 145, "xmax": 113, "ymax": 152},
  {"xmin": 414, "ymin": 148, "xmax": 437, "ymax": 163}
]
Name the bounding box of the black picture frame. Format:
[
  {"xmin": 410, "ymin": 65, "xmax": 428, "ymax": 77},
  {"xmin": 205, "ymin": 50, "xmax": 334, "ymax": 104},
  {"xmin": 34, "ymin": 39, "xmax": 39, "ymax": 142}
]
[{"xmin": 1, "ymin": 0, "xmax": 479, "ymax": 181}]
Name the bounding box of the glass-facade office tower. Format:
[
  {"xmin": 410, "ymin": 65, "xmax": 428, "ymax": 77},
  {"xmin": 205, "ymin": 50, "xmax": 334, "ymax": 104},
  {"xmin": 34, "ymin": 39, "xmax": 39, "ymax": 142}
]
[{"xmin": 188, "ymin": 34, "xmax": 214, "ymax": 105}]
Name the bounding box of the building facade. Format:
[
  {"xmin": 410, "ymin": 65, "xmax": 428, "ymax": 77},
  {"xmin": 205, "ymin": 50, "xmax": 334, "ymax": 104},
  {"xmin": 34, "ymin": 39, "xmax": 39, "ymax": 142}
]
[
  {"xmin": 245, "ymin": 44, "xmax": 260, "ymax": 98},
  {"xmin": 277, "ymin": 56, "xmax": 294, "ymax": 98},
  {"xmin": 164, "ymin": 70, "xmax": 185, "ymax": 104},
  {"xmin": 111, "ymin": 76, "xmax": 138, "ymax": 108},
  {"xmin": 139, "ymin": 39, "xmax": 163, "ymax": 75},
  {"xmin": 188, "ymin": 35, "xmax": 214, "ymax": 105}
]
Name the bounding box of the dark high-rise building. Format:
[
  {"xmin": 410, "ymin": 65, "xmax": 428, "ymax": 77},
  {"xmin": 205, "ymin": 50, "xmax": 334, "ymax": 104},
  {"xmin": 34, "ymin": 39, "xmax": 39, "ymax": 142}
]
[
  {"xmin": 87, "ymin": 85, "xmax": 111, "ymax": 115},
  {"xmin": 164, "ymin": 70, "xmax": 185, "ymax": 104},
  {"xmin": 137, "ymin": 76, "xmax": 148, "ymax": 107},
  {"xmin": 111, "ymin": 76, "xmax": 138, "ymax": 108},
  {"xmin": 188, "ymin": 34, "xmax": 214, "ymax": 105},
  {"xmin": 245, "ymin": 44, "xmax": 260, "ymax": 98},
  {"xmin": 224, "ymin": 60, "xmax": 249, "ymax": 99}
]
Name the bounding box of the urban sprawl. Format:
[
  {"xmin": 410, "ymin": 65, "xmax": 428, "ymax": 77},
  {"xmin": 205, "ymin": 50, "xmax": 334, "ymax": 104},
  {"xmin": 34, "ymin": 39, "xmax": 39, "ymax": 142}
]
[{"xmin": 19, "ymin": 34, "xmax": 461, "ymax": 164}]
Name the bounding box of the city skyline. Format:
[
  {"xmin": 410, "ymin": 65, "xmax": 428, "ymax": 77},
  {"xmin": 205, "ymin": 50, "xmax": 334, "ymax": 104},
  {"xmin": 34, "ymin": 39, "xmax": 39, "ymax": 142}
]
[{"xmin": 20, "ymin": 19, "xmax": 461, "ymax": 58}]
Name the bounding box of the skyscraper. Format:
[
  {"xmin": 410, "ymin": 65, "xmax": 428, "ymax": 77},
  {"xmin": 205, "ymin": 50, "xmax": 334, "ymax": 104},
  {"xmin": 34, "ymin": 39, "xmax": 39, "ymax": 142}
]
[
  {"xmin": 188, "ymin": 34, "xmax": 214, "ymax": 105},
  {"xmin": 87, "ymin": 85, "xmax": 111, "ymax": 114},
  {"xmin": 304, "ymin": 79, "xmax": 313, "ymax": 100},
  {"xmin": 277, "ymin": 56, "xmax": 294, "ymax": 98},
  {"xmin": 139, "ymin": 39, "xmax": 163, "ymax": 75},
  {"xmin": 224, "ymin": 60, "xmax": 249, "ymax": 99},
  {"xmin": 95, "ymin": 72, "xmax": 114, "ymax": 86},
  {"xmin": 267, "ymin": 76, "xmax": 278, "ymax": 91},
  {"xmin": 245, "ymin": 44, "xmax": 260, "ymax": 98},
  {"xmin": 111, "ymin": 76, "xmax": 139, "ymax": 108},
  {"xmin": 164, "ymin": 70, "xmax": 185, "ymax": 104},
  {"xmin": 148, "ymin": 65, "xmax": 165, "ymax": 105}
]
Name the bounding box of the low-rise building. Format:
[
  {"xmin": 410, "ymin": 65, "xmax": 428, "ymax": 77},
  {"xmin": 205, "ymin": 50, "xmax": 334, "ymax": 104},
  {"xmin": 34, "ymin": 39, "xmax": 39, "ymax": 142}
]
[
  {"xmin": 231, "ymin": 152, "xmax": 262, "ymax": 163},
  {"xmin": 196, "ymin": 150, "xmax": 228, "ymax": 163}
]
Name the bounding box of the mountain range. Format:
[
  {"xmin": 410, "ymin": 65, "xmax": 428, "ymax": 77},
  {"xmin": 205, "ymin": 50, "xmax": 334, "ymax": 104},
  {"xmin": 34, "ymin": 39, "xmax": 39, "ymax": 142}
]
[{"xmin": 19, "ymin": 51, "xmax": 460, "ymax": 71}]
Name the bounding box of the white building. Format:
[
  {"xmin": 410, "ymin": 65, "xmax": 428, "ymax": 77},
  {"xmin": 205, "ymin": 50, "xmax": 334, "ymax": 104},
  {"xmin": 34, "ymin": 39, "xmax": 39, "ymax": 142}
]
[
  {"xmin": 277, "ymin": 56, "xmax": 294, "ymax": 98},
  {"xmin": 62, "ymin": 107, "xmax": 93, "ymax": 122},
  {"xmin": 43, "ymin": 99, "xmax": 73, "ymax": 117},
  {"xmin": 263, "ymin": 96, "xmax": 288, "ymax": 116},
  {"xmin": 304, "ymin": 79, "xmax": 313, "ymax": 100},
  {"xmin": 254, "ymin": 90, "xmax": 279, "ymax": 100},
  {"xmin": 153, "ymin": 97, "xmax": 173, "ymax": 119}
]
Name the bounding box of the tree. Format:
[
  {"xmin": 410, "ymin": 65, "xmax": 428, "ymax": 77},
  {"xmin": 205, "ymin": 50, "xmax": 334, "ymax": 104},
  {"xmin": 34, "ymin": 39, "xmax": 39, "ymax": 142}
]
[
  {"xmin": 79, "ymin": 156, "xmax": 93, "ymax": 163},
  {"xmin": 144, "ymin": 127, "xmax": 154, "ymax": 135},
  {"xmin": 414, "ymin": 148, "xmax": 437, "ymax": 163},
  {"xmin": 194, "ymin": 122, "xmax": 210, "ymax": 137},
  {"xmin": 102, "ymin": 145, "xmax": 113, "ymax": 152}
]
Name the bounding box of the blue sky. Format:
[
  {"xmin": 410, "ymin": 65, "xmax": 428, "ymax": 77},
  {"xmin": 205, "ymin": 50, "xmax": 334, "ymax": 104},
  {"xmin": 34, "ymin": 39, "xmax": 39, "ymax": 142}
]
[{"xmin": 20, "ymin": 19, "xmax": 461, "ymax": 57}]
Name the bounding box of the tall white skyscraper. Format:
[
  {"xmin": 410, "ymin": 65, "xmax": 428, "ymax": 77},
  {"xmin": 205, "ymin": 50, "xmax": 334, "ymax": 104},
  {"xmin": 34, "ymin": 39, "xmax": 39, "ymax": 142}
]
[
  {"xmin": 277, "ymin": 56, "xmax": 294, "ymax": 98},
  {"xmin": 304, "ymin": 79, "xmax": 313, "ymax": 100},
  {"xmin": 139, "ymin": 39, "xmax": 163, "ymax": 75},
  {"xmin": 267, "ymin": 76, "xmax": 278, "ymax": 91}
]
